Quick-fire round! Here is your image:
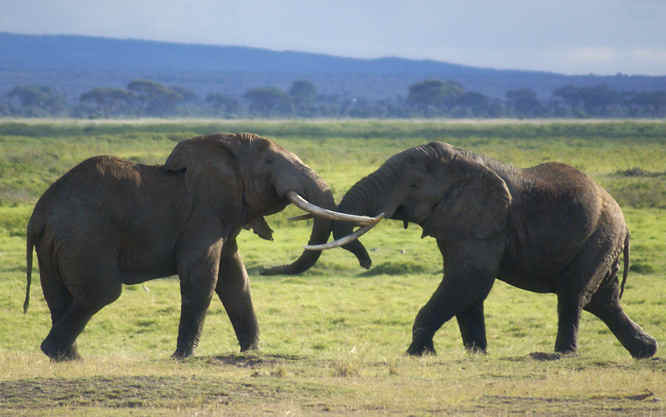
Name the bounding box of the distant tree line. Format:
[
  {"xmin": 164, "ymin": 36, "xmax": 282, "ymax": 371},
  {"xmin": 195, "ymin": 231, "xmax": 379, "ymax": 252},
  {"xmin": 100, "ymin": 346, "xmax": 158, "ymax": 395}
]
[{"xmin": 2, "ymin": 78, "xmax": 665, "ymax": 118}]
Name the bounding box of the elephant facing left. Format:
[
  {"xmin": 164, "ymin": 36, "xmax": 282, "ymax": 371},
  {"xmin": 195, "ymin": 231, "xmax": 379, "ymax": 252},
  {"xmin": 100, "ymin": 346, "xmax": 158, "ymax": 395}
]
[{"xmin": 23, "ymin": 133, "xmax": 376, "ymax": 361}]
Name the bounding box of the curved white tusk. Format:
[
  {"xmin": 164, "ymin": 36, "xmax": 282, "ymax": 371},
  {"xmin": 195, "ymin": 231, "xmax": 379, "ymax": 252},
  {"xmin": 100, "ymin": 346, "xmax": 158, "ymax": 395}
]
[
  {"xmin": 287, "ymin": 191, "xmax": 382, "ymax": 226},
  {"xmin": 288, "ymin": 213, "xmax": 314, "ymax": 222},
  {"xmin": 305, "ymin": 213, "xmax": 385, "ymax": 250}
]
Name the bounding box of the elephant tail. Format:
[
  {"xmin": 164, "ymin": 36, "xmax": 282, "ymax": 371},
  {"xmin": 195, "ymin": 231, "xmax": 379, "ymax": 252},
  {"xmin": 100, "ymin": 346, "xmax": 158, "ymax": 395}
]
[
  {"xmin": 619, "ymin": 231, "xmax": 630, "ymax": 299},
  {"xmin": 24, "ymin": 216, "xmax": 41, "ymax": 313}
]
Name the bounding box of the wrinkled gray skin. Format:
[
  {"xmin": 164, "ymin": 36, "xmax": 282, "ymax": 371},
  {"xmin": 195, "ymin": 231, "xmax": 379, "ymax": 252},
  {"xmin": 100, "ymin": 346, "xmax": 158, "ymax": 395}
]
[
  {"xmin": 333, "ymin": 142, "xmax": 657, "ymax": 358},
  {"xmin": 25, "ymin": 133, "xmax": 334, "ymax": 361}
]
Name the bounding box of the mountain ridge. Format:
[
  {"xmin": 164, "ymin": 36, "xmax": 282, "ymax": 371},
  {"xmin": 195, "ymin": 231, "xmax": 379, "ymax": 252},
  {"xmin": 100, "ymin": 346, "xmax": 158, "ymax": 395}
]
[{"xmin": 2, "ymin": 32, "xmax": 665, "ymax": 100}]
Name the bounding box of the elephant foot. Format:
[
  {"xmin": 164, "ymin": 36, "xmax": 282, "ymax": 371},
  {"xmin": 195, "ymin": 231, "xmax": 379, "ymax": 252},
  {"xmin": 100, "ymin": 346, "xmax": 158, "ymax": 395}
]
[
  {"xmin": 554, "ymin": 338, "xmax": 578, "ymax": 357},
  {"xmin": 41, "ymin": 339, "xmax": 81, "ymax": 362},
  {"xmin": 464, "ymin": 345, "xmax": 487, "ymax": 354},
  {"xmin": 171, "ymin": 347, "xmax": 195, "ymax": 360},
  {"xmin": 629, "ymin": 335, "xmax": 658, "ymax": 359},
  {"xmin": 236, "ymin": 330, "xmax": 259, "ymax": 352},
  {"xmin": 463, "ymin": 340, "xmax": 487, "ymax": 354},
  {"xmin": 406, "ymin": 341, "xmax": 436, "ymax": 356},
  {"xmin": 554, "ymin": 347, "xmax": 578, "ymax": 358},
  {"xmin": 171, "ymin": 351, "xmax": 191, "ymax": 360},
  {"xmin": 240, "ymin": 341, "xmax": 259, "ymax": 352}
]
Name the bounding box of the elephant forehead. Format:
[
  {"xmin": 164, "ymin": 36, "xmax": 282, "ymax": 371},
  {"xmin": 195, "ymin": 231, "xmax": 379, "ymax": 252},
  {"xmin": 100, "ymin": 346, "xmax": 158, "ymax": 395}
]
[
  {"xmin": 266, "ymin": 142, "xmax": 305, "ymax": 165},
  {"xmin": 181, "ymin": 133, "xmax": 266, "ymax": 154}
]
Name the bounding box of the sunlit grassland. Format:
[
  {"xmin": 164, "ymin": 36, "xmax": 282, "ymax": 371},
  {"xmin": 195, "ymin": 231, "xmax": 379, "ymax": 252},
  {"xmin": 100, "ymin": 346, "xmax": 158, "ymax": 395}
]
[{"xmin": 0, "ymin": 119, "xmax": 664, "ymax": 416}]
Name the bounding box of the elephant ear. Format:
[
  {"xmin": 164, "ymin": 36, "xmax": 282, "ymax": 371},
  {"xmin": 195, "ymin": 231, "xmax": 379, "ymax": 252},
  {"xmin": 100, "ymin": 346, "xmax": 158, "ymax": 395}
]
[
  {"xmin": 164, "ymin": 137, "xmax": 246, "ymax": 232},
  {"xmin": 427, "ymin": 158, "xmax": 511, "ymax": 240},
  {"xmin": 164, "ymin": 141, "xmax": 192, "ymax": 182}
]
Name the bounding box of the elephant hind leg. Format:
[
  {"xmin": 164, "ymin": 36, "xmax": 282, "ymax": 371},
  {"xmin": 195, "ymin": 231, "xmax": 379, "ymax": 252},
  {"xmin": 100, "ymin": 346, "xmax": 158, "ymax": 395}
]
[
  {"xmin": 554, "ymin": 226, "xmax": 628, "ymax": 356},
  {"xmin": 584, "ymin": 279, "xmax": 657, "ymax": 359},
  {"xmin": 40, "ymin": 257, "xmax": 123, "ymax": 361},
  {"xmin": 38, "ymin": 254, "xmax": 72, "ymax": 330},
  {"xmin": 42, "ymin": 280, "xmax": 122, "ymax": 361},
  {"xmin": 37, "ymin": 250, "xmax": 79, "ymax": 360},
  {"xmin": 41, "ymin": 302, "xmax": 93, "ymax": 361},
  {"xmin": 554, "ymin": 292, "xmax": 581, "ymax": 355}
]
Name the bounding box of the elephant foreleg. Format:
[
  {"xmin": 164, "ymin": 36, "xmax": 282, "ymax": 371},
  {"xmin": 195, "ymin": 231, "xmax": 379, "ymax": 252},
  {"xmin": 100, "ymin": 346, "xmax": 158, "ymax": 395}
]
[
  {"xmin": 407, "ymin": 239, "xmax": 500, "ymax": 356},
  {"xmin": 407, "ymin": 239, "xmax": 504, "ymax": 355},
  {"xmin": 216, "ymin": 239, "xmax": 259, "ymax": 351},
  {"xmin": 174, "ymin": 238, "xmax": 223, "ymax": 359},
  {"xmin": 456, "ymin": 300, "xmax": 487, "ymax": 353},
  {"xmin": 408, "ymin": 267, "xmax": 495, "ymax": 356}
]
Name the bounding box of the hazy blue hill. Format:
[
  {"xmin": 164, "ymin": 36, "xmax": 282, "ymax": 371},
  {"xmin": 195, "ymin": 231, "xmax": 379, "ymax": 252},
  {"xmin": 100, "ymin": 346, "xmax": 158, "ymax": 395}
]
[
  {"xmin": 0, "ymin": 32, "xmax": 481, "ymax": 74},
  {"xmin": 1, "ymin": 32, "xmax": 665, "ymax": 100}
]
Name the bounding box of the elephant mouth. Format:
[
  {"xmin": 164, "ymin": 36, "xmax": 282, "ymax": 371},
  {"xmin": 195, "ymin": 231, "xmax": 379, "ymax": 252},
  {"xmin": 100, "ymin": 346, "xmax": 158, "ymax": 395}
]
[
  {"xmin": 392, "ymin": 206, "xmax": 415, "ymax": 229},
  {"xmin": 391, "ymin": 205, "xmax": 434, "ymax": 230}
]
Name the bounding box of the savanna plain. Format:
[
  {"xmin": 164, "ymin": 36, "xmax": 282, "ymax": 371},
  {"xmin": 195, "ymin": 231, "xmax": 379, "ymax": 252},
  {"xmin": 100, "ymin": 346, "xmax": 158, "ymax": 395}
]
[{"xmin": 0, "ymin": 119, "xmax": 664, "ymax": 416}]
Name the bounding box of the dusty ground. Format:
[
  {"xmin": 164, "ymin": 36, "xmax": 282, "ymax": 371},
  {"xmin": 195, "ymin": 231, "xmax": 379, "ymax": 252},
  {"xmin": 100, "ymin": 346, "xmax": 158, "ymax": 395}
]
[{"xmin": 1, "ymin": 354, "xmax": 664, "ymax": 416}]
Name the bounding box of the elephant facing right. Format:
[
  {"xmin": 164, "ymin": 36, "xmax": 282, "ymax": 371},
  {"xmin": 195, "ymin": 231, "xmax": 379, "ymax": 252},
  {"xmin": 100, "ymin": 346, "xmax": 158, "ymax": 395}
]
[{"xmin": 315, "ymin": 142, "xmax": 657, "ymax": 359}]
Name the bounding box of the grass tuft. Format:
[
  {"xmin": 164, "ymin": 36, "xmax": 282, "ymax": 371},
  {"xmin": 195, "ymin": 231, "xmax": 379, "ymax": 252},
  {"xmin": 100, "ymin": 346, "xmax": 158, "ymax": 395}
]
[{"xmin": 331, "ymin": 359, "xmax": 362, "ymax": 377}]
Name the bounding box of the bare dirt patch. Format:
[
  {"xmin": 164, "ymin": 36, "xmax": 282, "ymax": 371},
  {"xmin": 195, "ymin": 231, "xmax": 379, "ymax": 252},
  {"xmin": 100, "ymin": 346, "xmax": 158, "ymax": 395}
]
[
  {"xmin": 479, "ymin": 392, "xmax": 662, "ymax": 417},
  {"xmin": 0, "ymin": 372, "xmax": 331, "ymax": 413},
  {"xmin": 193, "ymin": 352, "xmax": 304, "ymax": 369},
  {"xmin": 0, "ymin": 376, "xmax": 232, "ymax": 410}
]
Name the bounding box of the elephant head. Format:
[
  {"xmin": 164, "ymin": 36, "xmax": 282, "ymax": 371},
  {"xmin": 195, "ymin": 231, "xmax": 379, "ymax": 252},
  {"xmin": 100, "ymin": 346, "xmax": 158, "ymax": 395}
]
[
  {"xmin": 316, "ymin": 142, "xmax": 511, "ymax": 268},
  {"xmin": 164, "ymin": 133, "xmax": 378, "ymax": 274}
]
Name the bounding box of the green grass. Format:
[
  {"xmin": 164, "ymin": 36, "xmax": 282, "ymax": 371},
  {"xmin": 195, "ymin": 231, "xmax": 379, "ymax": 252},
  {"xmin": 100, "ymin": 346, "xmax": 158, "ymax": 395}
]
[{"xmin": 0, "ymin": 119, "xmax": 664, "ymax": 416}]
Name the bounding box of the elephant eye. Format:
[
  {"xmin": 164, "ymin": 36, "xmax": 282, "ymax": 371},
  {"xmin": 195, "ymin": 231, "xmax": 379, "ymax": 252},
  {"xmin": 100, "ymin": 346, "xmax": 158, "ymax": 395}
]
[
  {"xmin": 409, "ymin": 183, "xmax": 419, "ymax": 189},
  {"xmin": 265, "ymin": 158, "xmax": 274, "ymax": 165}
]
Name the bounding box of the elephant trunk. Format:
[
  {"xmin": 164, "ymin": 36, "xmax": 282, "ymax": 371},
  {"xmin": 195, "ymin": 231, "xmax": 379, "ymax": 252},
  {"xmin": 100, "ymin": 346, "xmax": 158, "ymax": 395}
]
[
  {"xmin": 261, "ymin": 172, "xmax": 335, "ymax": 275},
  {"xmin": 333, "ymin": 165, "xmax": 397, "ymax": 269}
]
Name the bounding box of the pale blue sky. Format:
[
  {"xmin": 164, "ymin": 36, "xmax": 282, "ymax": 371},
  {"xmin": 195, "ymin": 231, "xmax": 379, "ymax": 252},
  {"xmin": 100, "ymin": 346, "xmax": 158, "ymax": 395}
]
[{"xmin": 2, "ymin": 0, "xmax": 665, "ymax": 75}]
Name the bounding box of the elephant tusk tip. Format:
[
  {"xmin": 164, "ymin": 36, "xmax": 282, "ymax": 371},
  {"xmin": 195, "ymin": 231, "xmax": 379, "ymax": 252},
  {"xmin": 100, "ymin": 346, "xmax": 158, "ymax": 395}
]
[{"xmin": 288, "ymin": 213, "xmax": 314, "ymax": 222}]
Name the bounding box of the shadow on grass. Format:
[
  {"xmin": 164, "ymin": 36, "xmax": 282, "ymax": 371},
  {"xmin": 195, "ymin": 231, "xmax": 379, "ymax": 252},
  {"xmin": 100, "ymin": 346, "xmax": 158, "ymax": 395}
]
[
  {"xmin": 190, "ymin": 352, "xmax": 305, "ymax": 368},
  {"xmin": 358, "ymin": 261, "xmax": 435, "ymax": 277},
  {"xmin": 614, "ymin": 167, "xmax": 666, "ymax": 178}
]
